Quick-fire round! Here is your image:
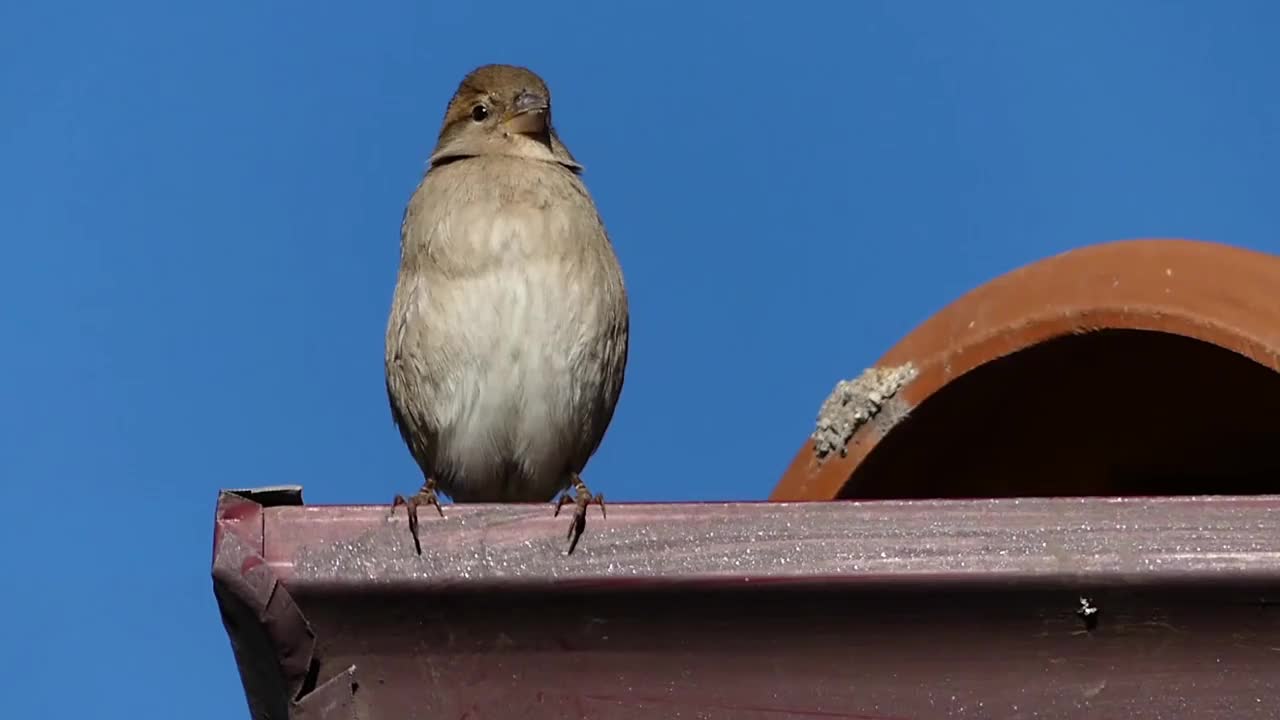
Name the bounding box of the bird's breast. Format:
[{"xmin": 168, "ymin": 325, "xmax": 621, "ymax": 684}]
[{"xmin": 387, "ymin": 161, "xmax": 626, "ymax": 500}]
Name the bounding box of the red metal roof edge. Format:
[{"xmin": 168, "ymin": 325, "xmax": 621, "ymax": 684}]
[
  {"xmin": 213, "ymin": 488, "xmax": 360, "ymax": 720},
  {"xmin": 212, "ymin": 491, "xmax": 1280, "ymax": 718},
  {"xmin": 247, "ymin": 494, "xmax": 1280, "ymax": 590}
]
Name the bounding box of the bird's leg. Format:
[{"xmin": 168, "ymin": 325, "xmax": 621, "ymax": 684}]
[
  {"xmin": 553, "ymin": 473, "xmax": 606, "ymax": 555},
  {"xmin": 391, "ymin": 477, "xmax": 443, "ymax": 555}
]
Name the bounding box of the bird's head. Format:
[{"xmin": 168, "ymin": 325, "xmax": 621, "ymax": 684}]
[{"xmin": 428, "ymin": 64, "xmax": 582, "ymax": 172}]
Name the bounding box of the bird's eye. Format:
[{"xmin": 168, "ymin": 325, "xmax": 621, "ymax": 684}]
[{"xmin": 470, "ymin": 104, "xmax": 489, "ymax": 122}]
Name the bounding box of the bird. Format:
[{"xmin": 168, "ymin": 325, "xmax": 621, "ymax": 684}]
[{"xmin": 384, "ymin": 64, "xmax": 629, "ymax": 555}]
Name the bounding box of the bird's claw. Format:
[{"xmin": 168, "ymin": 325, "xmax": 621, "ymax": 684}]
[
  {"xmin": 392, "ymin": 480, "xmax": 443, "ymax": 555},
  {"xmin": 554, "ymin": 476, "xmax": 605, "ymax": 555}
]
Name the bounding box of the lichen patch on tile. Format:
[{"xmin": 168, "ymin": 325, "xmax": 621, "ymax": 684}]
[{"xmin": 811, "ymin": 363, "xmax": 918, "ymax": 459}]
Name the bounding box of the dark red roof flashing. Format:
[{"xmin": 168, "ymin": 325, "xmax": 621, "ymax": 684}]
[{"xmin": 214, "ymin": 490, "xmax": 1280, "ymax": 719}]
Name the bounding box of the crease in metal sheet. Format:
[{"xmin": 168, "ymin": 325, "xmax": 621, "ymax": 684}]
[
  {"xmin": 293, "ymin": 665, "xmax": 361, "ymax": 720},
  {"xmin": 213, "ymin": 490, "xmax": 327, "ymax": 719}
]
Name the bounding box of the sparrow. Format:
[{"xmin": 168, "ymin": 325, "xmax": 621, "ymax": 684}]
[{"xmin": 385, "ymin": 64, "xmax": 629, "ymax": 555}]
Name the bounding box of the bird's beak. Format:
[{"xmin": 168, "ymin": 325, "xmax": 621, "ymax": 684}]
[{"xmin": 504, "ymin": 90, "xmax": 550, "ymax": 135}]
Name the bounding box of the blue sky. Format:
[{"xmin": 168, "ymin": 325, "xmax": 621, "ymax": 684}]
[{"xmin": 3, "ymin": 1, "xmax": 1279, "ymax": 717}]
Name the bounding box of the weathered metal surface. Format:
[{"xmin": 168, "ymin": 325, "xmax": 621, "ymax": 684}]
[
  {"xmin": 773, "ymin": 238, "xmax": 1280, "ymax": 502},
  {"xmin": 213, "ymin": 487, "xmax": 326, "ymax": 720},
  {"xmin": 215, "ymin": 492, "xmax": 1280, "ymax": 719}
]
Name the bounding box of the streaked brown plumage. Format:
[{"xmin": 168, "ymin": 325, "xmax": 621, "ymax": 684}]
[{"xmin": 385, "ymin": 64, "xmax": 628, "ymax": 554}]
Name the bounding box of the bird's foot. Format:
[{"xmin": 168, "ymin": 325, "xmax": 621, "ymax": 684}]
[
  {"xmin": 391, "ymin": 479, "xmax": 444, "ymax": 555},
  {"xmin": 553, "ymin": 474, "xmax": 605, "ymax": 555}
]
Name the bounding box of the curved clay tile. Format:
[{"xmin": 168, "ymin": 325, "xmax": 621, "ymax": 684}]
[{"xmin": 772, "ymin": 238, "xmax": 1280, "ymax": 502}]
